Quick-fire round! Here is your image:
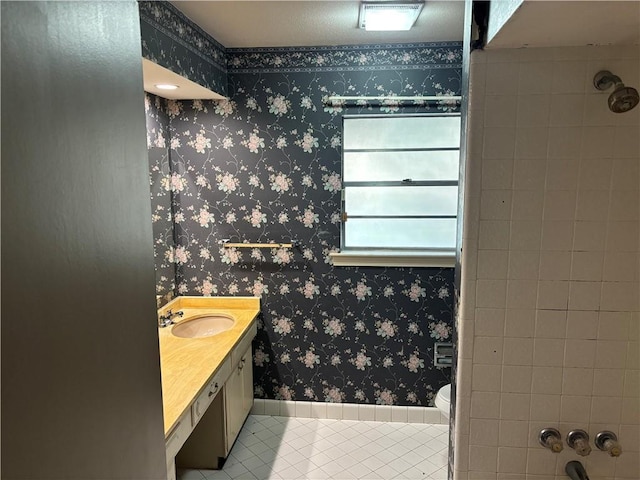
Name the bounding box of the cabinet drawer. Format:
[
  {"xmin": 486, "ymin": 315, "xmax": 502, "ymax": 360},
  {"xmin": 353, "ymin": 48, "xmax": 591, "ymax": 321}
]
[
  {"xmin": 232, "ymin": 322, "xmax": 257, "ymax": 367},
  {"xmin": 166, "ymin": 413, "xmax": 192, "ymax": 461},
  {"xmin": 191, "ymin": 358, "xmax": 231, "ymax": 427}
]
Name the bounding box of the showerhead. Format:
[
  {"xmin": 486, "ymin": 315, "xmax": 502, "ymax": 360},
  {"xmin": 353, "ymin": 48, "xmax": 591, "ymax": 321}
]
[
  {"xmin": 608, "ymin": 86, "xmax": 640, "ymax": 113},
  {"xmin": 593, "ymin": 70, "xmax": 639, "ymax": 113}
]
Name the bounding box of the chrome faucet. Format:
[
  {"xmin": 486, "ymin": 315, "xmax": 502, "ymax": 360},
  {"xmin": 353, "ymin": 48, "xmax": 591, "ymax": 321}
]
[
  {"xmin": 595, "ymin": 430, "xmax": 623, "ymax": 457},
  {"xmin": 158, "ymin": 309, "xmax": 183, "ymax": 328},
  {"xmin": 567, "ymin": 429, "xmax": 591, "ymax": 456},
  {"xmin": 565, "ymin": 461, "xmax": 590, "ymax": 480}
]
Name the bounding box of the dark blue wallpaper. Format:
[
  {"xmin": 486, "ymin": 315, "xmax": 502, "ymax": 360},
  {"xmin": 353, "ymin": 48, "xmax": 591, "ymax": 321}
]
[
  {"xmin": 139, "ymin": 1, "xmax": 228, "ymax": 96},
  {"xmin": 145, "ymin": 94, "xmax": 176, "ymax": 304},
  {"xmin": 144, "ymin": 43, "xmax": 461, "ymax": 406}
]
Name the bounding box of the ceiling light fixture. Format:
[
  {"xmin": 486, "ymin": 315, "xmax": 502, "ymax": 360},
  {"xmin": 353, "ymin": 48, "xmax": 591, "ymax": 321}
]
[
  {"xmin": 155, "ymin": 83, "xmax": 179, "ymax": 90},
  {"xmin": 359, "ymin": 1, "xmax": 424, "ymax": 31}
]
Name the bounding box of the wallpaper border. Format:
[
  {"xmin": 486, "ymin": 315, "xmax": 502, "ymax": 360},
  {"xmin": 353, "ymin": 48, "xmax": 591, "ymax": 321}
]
[
  {"xmin": 139, "ymin": 1, "xmax": 227, "ymax": 70},
  {"xmin": 227, "ymin": 42, "xmax": 463, "ymax": 73},
  {"xmin": 139, "ymin": 0, "xmax": 228, "ymax": 95}
]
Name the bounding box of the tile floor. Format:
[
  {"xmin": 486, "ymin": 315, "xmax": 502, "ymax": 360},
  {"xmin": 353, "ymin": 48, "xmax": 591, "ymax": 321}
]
[{"xmin": 177, "ymin": 415, "xmax": 449, "ymax": 480}]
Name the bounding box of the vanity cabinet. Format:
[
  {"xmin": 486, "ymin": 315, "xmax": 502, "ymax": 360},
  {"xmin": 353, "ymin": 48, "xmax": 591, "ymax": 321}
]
[
  {"xmin": 192, "ymin": 359, "xmax": 231, "ymax": 428},
  {"xmin": 167, "ymin": 359, "xmax": 229, "ymax": 478},
  {"xmin": 165, "ymin": 411, "xmax": 192, "ymax": 480},
  {"xmin": 175, "ymin": 321, "xmax": 257, "ymax": 470}
]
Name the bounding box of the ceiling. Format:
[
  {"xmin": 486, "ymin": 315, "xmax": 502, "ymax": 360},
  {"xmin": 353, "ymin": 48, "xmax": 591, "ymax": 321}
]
[
  {"xmin": 170, "ymin": 1, "xmax": 640, "ymax": 50},
  {"xmin": 142, "ymin": 59, "xmax": 226, "ymax": 99},
  {"xmin": 148, "ymin": 1, "xmax": 639, "ymax": 98},
  {"xmin": 171, "ymin": 1, "xmax": 466, "ymax": 48},
  {"xmin": 489, "ymin": 1, "xmax": 640, "ymax": 48}
]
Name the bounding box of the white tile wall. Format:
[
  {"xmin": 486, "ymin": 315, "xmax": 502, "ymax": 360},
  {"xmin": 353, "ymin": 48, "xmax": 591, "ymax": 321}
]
[{"xmin": 456, "ymin": 45, "xmax": 640, "ymax": 480}]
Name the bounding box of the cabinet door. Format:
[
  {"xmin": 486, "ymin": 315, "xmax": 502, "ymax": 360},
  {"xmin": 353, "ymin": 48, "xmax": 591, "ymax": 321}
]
[
  {"xmin": 224, "ymin": 356, "xmax": 245, "ymax": 452},
  {"xmin": 224, "ymin": 343, "xmax": 254, "ymax": 453}
]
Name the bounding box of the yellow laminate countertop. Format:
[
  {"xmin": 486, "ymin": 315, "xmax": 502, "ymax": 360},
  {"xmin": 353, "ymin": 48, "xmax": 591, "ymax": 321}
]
[{"xmin": 158, "ymin": 296, "xmax": 260, "ymax": 436}]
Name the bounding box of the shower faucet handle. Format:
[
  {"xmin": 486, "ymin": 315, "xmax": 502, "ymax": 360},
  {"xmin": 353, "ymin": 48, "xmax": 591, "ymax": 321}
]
[
  {"xmin": 539, "ymin": 428, "xmax": 563, "ymax": 453},
  {"xmin": 567, "ymin": 429, "xmax": 591, "ymax": 456},
  {"xmin": 595, "ymin": 431, "xmax": 622, "ymax": 457}
]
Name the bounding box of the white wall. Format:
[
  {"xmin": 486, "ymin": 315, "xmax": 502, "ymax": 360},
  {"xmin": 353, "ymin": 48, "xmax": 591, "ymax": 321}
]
[
  {"xmin": 455, "ymin": 45, "xmax": 639, "ymax": 479},
  {"xmin": 487, "ymin": 0, "xmax": 524, "ymax": 44},
  {"xmin": 1, "ymin": 2, "xmax": 167, "ymax": 478}
]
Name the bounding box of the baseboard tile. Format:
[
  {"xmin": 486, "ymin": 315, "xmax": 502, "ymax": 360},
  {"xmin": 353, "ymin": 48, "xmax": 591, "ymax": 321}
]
[
  {"xmin": 251, "ymin": 398, "xmax": 265, "ymax": 415},
  {"xmin": 250, "ymin": 399, "xmax": 448, "ymax": 424}
]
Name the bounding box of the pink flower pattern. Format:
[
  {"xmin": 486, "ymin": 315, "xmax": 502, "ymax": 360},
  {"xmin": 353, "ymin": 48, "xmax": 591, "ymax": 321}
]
[
  {"xmin": 376, "ymin": 319, "xmax": 397, "ymax": 338},
  {"xmin": 406, "ymin": 282, "xmax": 427, "ymax": 302},
  {"xmin": 375, "ymin": 389, "xmax": 396, "ymax": 405},
  {"xmin": 200, "ymin": 279, "xmax": 217, "ymax": 296},
  {"xmin": 143, "ymin": 39, "xmax": 459, "ymax": 407},
  {"xmin": 196, "ymin": 208, "xmax": 214, "ymax": 228},
  {"xmin": 243, "ymin": 130, "xmax": 265, "ymax": 153},
  {"xmin": 322, "ymin": 173, "xmax": 341, "ymax": 192},
  {"xmin": 299, "ymin": 207, "xmax": 319, "ymax": 228},
  {"xmin": 323, "ymin": 317, "xmax": 344, "ymax": 337},
  {"xmin": 429, "ymin": 321, "xmax": 452, "ymax": 341},
  {"xmin": 270, "ymin": 173, "xmax": 292, "ymax": 193},
  {"xmin": 352, "ymin": 281, "xmax": 372, "ymax": 302},
  {"xmin": 301, "ymin": 349, "xmax": 320, "ymax": 368},
  {"xmin": 273, "ymin": 316, "xmax": 293, "ymax": 335},
  {"xmin": 301, "ymin": 280, "xmax": 319, "ymax": 299},
  {"xmin": 267, "ymin": 94, "xmax": 290, "ymax": 116},
  {"xmin": 217, "ymin": 173, "xmax": 239, "ymax": 192}
]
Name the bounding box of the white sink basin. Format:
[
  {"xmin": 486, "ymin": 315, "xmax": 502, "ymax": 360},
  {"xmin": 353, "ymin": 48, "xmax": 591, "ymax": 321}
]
[{"xmin": 171, "ymin": 314, "xmax": 235, "ymax": 338}]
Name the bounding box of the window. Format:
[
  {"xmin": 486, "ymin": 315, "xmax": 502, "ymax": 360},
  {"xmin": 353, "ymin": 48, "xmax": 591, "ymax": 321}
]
[{"xmin": 331, "ymin": 113, "xmax": 461, "ymax": 267}]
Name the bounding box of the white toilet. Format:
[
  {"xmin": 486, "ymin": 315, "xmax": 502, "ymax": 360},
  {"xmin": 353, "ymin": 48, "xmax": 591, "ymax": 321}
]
[{"xmin": 435, "ymin": 383, "xmax": 451, "ymax": 419}]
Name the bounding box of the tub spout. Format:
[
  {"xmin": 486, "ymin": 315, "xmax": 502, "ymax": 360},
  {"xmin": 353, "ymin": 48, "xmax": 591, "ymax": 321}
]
[{"xmin": 565, "ymin": 461, "xmax": 590, "ymax": 480}]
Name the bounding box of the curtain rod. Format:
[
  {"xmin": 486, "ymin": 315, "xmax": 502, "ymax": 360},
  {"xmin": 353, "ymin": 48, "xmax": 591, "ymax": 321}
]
[{"xmin": 326, "ymin": 95, "xmax": 461, "ymax": 103}]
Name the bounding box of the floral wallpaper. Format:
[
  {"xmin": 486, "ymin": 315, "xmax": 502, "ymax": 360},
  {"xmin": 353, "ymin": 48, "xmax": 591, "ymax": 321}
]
[
  {"xmin": 227, "ymin": 42, "xmax": 462, "ymax": 73},
  {"xmin": 145, "ymin": 94, "xmax": 176, "ymax": 304},
  {"xmin": 144, "ymin": 41, "xmax": 462, "ymax": 406},
  {"xmin": 138, "ymin": 1, "xmax": 228, "ymax": 96}
]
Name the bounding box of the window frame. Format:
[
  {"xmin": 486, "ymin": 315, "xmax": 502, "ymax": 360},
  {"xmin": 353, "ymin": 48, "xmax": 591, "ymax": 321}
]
[{"xmin": 331, "ymin": 112, "xmax": 461, "ymax": 268}]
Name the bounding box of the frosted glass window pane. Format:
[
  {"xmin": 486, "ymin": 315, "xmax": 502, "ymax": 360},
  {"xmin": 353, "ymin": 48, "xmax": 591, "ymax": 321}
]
[
  {"xmin": 344, "ymin": 151, "xmax": 459, "ymax": 181},
  {"xmin": 343, "ymin": 116, "xmax": 461, "ymax": 150},
  {"xmin": 345, "ymin": 186, "xmax": 458, "ymax": 216},
  {"xmin": 344, "ymin": 218, "xmax": 457, "ymax": 249}
]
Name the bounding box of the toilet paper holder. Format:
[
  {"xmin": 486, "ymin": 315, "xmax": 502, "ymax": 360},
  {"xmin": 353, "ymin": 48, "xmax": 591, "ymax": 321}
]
[{"xmin": 434, "ymin": 343, "xmax": 453, "ymax": 367}]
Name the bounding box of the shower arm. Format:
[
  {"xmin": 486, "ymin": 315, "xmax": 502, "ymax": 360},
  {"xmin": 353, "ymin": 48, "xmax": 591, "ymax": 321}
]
[{"xmin": 594, "ymin": 70, "xmax": 624, "ymax": 91}]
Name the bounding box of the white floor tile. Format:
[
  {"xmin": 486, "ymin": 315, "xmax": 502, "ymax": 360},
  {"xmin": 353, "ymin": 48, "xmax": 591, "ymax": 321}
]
[
  {"xmin": 242, "ymin": 456, "xmax": 266, "ymax": 471},
  {"xmin": 178, "ymin": 470, "xmax": 208, "ymax": 480},
  {"xmin": 335, "ymin": 453, "xmax": 361, "ymax": 470},
  {"xmin": 248, "ymin": 464, "xmax": 274, "ymax": 480},
  {"xmin": 276, "ymin": 464, "xmax": 304, "ymax": 479},
  {"xmin": 361, "ymin": 470, "xmax": 385, "ymax": 479},
  {"xmin": 400, "ymin": 466, "xmax": 429, "ymax": 479},
  {"xmin": 373, "ymin": 464, "xmax": 402, "ymax": 479},
  {"xmin": 307, "ymin": 451, "xmax": 335, "ymax": 468},
  {"xmin": 387, "ymin": 456, "xmax": 413, "ymax": 475},
  {"xmin": 200, "ymin": 470, "xmax": 231, "ymax": 480},
  {"xmin": 305, "ymin": 467, "xmax": 331, "ymax": 479},
  {"xmin": 247, "ymin": 441, "xmax": 274, "ymax": 457},
  {"xmin": 178, "ymin": 415, "xmax": 449, "ymax": 480},
  {"xmin": 363, "ymin": 455, "xmax": 387, "ymax": 472}
]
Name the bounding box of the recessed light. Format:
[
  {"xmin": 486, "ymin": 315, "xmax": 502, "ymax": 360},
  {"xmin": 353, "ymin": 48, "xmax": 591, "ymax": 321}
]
[
  {"xmin": 155, "ymin": 84, "xmax": 179, "ymax": 90},
  {"xmin": 359, "ymin": 2, "xmax": 424, "ymax": 31}
]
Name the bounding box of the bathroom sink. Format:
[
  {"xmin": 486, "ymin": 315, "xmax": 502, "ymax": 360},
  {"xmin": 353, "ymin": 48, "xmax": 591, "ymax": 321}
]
[{"xmin": 171, "ymin": 314, "xmax": 235, "ymax": 338}]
